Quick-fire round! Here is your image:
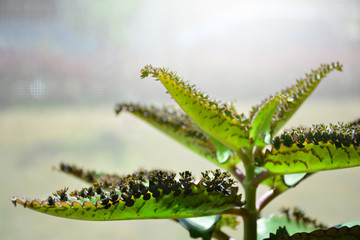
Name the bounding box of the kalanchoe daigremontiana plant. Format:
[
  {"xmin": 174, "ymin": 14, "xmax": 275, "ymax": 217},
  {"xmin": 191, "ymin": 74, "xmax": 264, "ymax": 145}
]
[{"xmin": 13, "ymin": 62, "xmax": 360, "ymax": 240}]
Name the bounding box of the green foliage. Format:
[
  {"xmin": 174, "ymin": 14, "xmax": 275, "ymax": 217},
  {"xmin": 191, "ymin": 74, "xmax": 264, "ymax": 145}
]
[
  {"xmin": 12, "ymin": 62, "xmax": 359, "ymax": 239},
  {"xmin": 264, "ymin": 225, "xmax": 360, "ymax": 240},
  {"xmin": 261, "ymin": 123, "xmax": 360, "ymax": 174},
  {"xmin": 259, "ymin": 207, "xmax": 327, "ymax": 240},
  {"xmin": 176, "ymin": 215, "xmax": 221, "ymax": 240},
  {"xmin": 250, "ymin": 62, "xmax": 343, "ymax": 136},
  {"xmin": 141, "ymin": 65, "xmax": 250, "ymax": 152},
  {"xmin": 114, "ymin": 103, "xmax": 239, "ymax": 167},
  {"xmin": 249, "ymin": 94, "xmax": 283, "ymax": 147},
  {"xmin": 13, "ymin": 168, "xmax": 243, "ymax": 220}
]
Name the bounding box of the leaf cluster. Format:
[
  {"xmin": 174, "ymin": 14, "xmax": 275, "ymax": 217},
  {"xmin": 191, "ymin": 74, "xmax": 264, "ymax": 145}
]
[{"xmin": 12, "ymin": 62, "xmax": 359, "ymax": 240}]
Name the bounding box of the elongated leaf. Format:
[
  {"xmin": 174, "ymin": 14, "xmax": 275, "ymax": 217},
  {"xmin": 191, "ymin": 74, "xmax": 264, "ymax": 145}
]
[
  {"xmin": 13, "ymin": 169, "xmax": 243, "ymax": 220},
  {"xmin": 250, "ymin": 62, "xmax": 343, "ymax": 136},
  {"xmin": 261, "ymin": 123, "xmax": 360, "ymax": 174},
  {"xmin": 57, "ymin": 164, "xmax": 238, "ymax": 239},
  {"xmin": 114, "ymin": 103, "xmax": 237, "ymax": 166},
  {"xmin": 141, "ymin": 65, "xmax": 249, "ymax": 152},
  {"xmin": 250, "ymin": 95, "xmax": 282, "ymax": 147},
  {"xmin": 56, "ymin": 163, "xmax": 112, "ymax": 184}
]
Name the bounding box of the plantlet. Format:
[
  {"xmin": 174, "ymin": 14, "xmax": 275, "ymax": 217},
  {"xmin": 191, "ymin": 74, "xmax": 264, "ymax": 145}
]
[{"xmin": 12, "ymin": 62, "xmax": 360, "ymax": 239}]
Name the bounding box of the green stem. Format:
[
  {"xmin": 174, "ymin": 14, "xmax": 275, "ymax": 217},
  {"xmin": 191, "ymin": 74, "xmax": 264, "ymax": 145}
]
[{"xmin": 243, "ymin": 158, "xmax": 258, "ymax": 240}]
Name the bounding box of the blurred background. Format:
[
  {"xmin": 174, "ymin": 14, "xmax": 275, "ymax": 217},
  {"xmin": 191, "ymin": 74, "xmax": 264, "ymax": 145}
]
[{"xmin": 1, "ymin": 0, "xmax": 359, "ymax": 239}]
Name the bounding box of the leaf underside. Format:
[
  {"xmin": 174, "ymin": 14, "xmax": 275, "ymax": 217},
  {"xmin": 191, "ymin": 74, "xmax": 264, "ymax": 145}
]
[
  {"xmin": 261, "ymin": 173, "xmax": 312, "ymax": 195},
  {"xmin": 114, "ymin": 103, "xmax": 238, "ymax": 167},
  {"xmin": 13, "ymin": 168, "xmax": 243, "ymax": 221},
  {"xmin": 141, "ymin": 65, "xmax": 250, "ymax": 152},
  {"xmin": 262, "ymin": 122, "xmax": 360, "ymax": 174},
  {"xmin": 176, "ymin": 215, "xmax": 221, "ymax": 240},
  {"xmin": 178, "ymin": 214, "xmax": 239, "ymax": 240}
]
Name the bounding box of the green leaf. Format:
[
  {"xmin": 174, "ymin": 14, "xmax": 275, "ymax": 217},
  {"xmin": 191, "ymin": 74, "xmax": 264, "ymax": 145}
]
[
  {"xmin": 257, "ymin": 173, "xmax": 313, "ymax": 213},
  {"xmin": 215, "ymin": 214, "xmax": 240, "ymax": 231},
  {"xmin": 333, "ymin": 222, "xmax": 360, "ymax": 228},
  {"xmin": 258, "ymin": 215, "xmax": 317, "ymax": 240},
  {"xmin": 274, "ymin": 225, "xmax": 360, "ymax": 240},
  {"xmin": 261, "ymin": 123, "xmax": 360, "ymax": 175},
  {"xmin": 12, "ymin": 169, "xmax": 244, "ymax": 221},
  {"xmin": 250, "ymin": 62, "xmax": 343, "ymax": 136},
  {"xmin": 250, "ymin": 94, "xmax": 282, "ymax": 147},
  {"xmin": 114, "ymin": 103, "xmax": 226, "ymax": 165},
  {"xmin": 261, "ymin": 172, "xmax": 311, "ymax": 193},
  {"xmin": 260, "ymin": 207, "xmax": 328, "ymax": 239},
  {"xmin": 141, "ymin": 65, "xmax": 250, "ymax": 152},
  {"xmin": 56, "ymin": 163, "xmax": 111, "ymax": 184},
  {"xmin": 208, "ymin": 135, "xmax": 235, "ymax": 164},
  {"xmin": 176, "ymin": 215, "xmax": 221, "ymax": 240},
  {"xmin": 114, "ymin": 103, "xmax": 239, "ymax": 167},
  {"xmin": 175, "ymin": 211, "xmax": 239, "ymax": 239},
  {"xmin": 283, "ymin": 173, "xmax": 307, "ymax": 186},
  {"xmin": 263, "ymin": 226, "xmax": 289, "ymax": 240}
]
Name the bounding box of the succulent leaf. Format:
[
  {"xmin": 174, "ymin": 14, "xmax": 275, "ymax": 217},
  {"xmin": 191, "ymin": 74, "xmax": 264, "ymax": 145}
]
[
  {"xmin": 56, "ymin": 163, "xmax": 112, "ymax": 184},
  {"xmin": 261, "ymin": 122, "xmax": 360, "ymax": 174},
  {"xmin": 114, "ymin": 103, "xmax": 238, "ymax": 166},
  {"xmin": 12, "ymin": 169, "xmax": 244, "ymax": 220},
  {"xmin": 250, "ymin": 94, "xmax": 283, "ymax": 147},
  {"xmin": 141, "ymin": 65, "xmax": 250, "ymax": 152},
  {"xmin": 250, "ymin": 62, "xmax": 343, "ymax": 136}
]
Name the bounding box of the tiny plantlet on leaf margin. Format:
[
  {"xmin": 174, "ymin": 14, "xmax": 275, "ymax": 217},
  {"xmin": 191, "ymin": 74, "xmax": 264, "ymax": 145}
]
[{"xmin": 13, "ymin": 62, "xmax": 360, "ymax": 240}]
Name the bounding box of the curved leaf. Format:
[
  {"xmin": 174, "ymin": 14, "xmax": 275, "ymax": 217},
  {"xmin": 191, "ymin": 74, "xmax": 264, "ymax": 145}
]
[
  {"xmin": 56, "ymin": 163, "xmax": 112, "ymax": 184},
  {"xmin": 176, "ymin": 215, "xmax": 221, "ymax": 240},
  {"xmin": 12, "ymin": 169, "xmax": 244, "ymax": 220},
  {"xmin": 250, "ymin": 95, "xmax": 283, "ymax": 147},
  {"xmin": 250, "ymin": 62, "xmax": 343, "ymax": 136},
  {"xmin": 114, "ymin": 103, "xmax": 237, "ymax": 167},
  {"xmin": 261, "ymin": 123, "xmax": 360, "ymax": 174},
  {"xmin": 261, "ymin": 173, "xmax": 312, "ymax": 194},
  {"xmin": 176, "ymin": 214, "xmax": 239, "ymax": 240},
  {"xmin": 141, "ymin": 65, "xmax": 250, "ymax": 152}
]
